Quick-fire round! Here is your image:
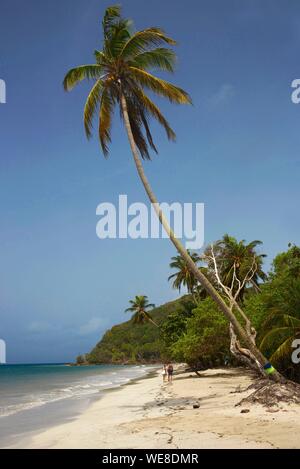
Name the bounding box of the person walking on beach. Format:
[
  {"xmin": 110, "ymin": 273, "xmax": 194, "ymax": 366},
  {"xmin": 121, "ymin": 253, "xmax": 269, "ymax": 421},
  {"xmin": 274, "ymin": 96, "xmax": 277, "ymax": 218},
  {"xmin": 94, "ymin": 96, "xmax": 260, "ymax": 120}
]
[
  {"xmin": 167, "ymin": 363, "xmax": 174, "ymax": 383},
  {"xmin": 162, "ymin": 364, "xmax": 167, "ymax": 383}
]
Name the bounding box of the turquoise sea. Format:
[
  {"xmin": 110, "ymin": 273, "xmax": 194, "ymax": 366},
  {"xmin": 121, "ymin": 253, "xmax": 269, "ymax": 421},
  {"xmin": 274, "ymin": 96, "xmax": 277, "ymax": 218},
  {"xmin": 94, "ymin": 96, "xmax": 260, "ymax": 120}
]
[{"xmin": 0, "ymin": 363, "xmax": 154, "ymax": 447}]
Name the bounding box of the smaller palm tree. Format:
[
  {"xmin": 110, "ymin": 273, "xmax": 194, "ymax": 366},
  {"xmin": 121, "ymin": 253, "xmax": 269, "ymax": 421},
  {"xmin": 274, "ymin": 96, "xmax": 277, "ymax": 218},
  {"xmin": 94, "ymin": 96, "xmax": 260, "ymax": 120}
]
[
  {"xmin": 168, "ymin": 251, "xmax": 200, "ymax": 293},
  {"xmin": 205, "ymin": 234, "xmax": 267, "ymax": 302},
  {"xmin": 125, "ymin": 295, "xmax": 158, "ymax": 327},
  {"xmin": 168, "ymin": 251, "xmax": 206, "ymax": 302}
]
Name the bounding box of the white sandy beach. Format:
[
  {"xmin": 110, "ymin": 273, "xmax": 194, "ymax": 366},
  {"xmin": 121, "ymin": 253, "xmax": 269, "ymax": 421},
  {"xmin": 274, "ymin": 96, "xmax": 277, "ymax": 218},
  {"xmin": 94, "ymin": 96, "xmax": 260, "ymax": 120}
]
[{"xmin": 8, "ymin": 367, "xmax": 300, "ymax": 449}]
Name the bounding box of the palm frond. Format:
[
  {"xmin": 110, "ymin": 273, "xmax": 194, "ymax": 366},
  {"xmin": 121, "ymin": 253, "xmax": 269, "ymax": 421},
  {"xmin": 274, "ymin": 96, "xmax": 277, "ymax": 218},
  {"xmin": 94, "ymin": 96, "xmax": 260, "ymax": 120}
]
[
  {"xmin": 122, "ymin": 95, "xmax": 151, "ymax": 159},
  {"xmin": 121, "ymin": 92, "xmax": 159, "ymax": 159},
  {"xmin": 120, "ymin": 28, "xmax": 176, "ymax": 59},
  {"xmin": 94, "ymin": 50, "xmax": 109, "ymax": 65},
  {"xmin": 98, "ymin": 87, "xmax": 114, "ymax": 156},
  {"xmin": 102, "ymin": 4, "xmax": 121, "ymax": 39},
  {"xmin": 129, "ymin": 67, "xmax": 192, "ymax": 104},
  {"xmin": 129, "ymin": 48, "xmax": 176, "ymax": 72},
  {"xmin": 260, "ymin": 327, "xmax": 292, "ymax": 352},
  {"xmin": 63, "ymin": 65, "xmax": 103, "ymax": 91},
  {"xmin": 132, "ymin": 87, "xmax": 176, "ymax": 140},
  {"xmin": 83, "ymin": 79, "xmax": 104, "ymax": 138},
  {"xmin": 262, "ymin": 312, "xmax": 300, "ymax": 330},
  {"xmin": 270, "ymin": 336, "xmax": 295, "ymax": 364},
  {"xmin": 281, "ymin": 314, "xmax": 300, "ymax": 328},
  {"xmin": 106, "ymin": 19, "xmax": 132, "ymax": 58},
  {"xmin": 247, "ymin": 240, "xmax": 263, "ymax": 249},
  {"xmin": 128, "ymin": 113, "xmax": 151, "ymax": 159},
  {"xmin": 140, "ymin": 109, "xmax": 158, "ymax": 154},
  {"xmin": 168, "ymin": 272, "xmax": 177, "ymax": 281}
]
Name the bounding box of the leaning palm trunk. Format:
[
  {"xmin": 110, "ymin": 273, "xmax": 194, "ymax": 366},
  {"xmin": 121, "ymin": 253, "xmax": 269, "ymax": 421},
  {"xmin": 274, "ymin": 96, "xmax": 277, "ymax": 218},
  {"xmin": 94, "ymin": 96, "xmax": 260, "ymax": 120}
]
[
  {"xmin": 148, "ymin": 317, "xmax": 159, "ymax": 328},
  {"xmin": 120, "ymin": 92, "xmax": 283, "ymax": 383}
]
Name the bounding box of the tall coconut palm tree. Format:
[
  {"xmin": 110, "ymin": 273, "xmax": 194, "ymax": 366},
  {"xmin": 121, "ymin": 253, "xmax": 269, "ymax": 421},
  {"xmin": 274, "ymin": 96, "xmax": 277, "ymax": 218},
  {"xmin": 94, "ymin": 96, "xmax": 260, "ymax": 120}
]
[
  {"xmin": 63, "ymin": 5, "xmax": 282, "ymax": 381},
  {"xmin": 125, "ymin": 295, "xmax": 158, "ymax": 327}
]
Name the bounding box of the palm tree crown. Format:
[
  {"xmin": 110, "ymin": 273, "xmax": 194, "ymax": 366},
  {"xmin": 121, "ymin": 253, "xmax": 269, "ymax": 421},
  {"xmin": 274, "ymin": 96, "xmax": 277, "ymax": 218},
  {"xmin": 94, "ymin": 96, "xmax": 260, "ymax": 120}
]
[
  {"xmin": 205, "ymin": 234, "xmax": 267, "ymax": 301},
  {"xmin": 168, "ymin": 251, "xmax": 201, "ymax": 294},
  {"xmin": 63, "ymin": 4, "xmax": 191, "ymax": 160},
  {"xmin": 125, "ymin": 295, "xmax": 157, "ymax": 326}
]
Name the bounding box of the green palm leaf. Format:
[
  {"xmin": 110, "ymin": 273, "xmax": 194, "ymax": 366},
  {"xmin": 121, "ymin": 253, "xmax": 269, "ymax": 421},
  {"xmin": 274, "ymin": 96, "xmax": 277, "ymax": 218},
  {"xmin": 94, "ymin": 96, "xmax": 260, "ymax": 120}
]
[
  {"xmin": 120, "ymin": 28, "xmax": 176, "ymax": 59},
  {"xmin": 131, "ymin": 86, "xmax": 176, "ymax": 141},
  {"xmin": 129, "ymin": 67, "xmax": 192, "ymax": 104},
  {"xmin": 105, "ymin": 19, "xmax": 132, "ymax": 58},
  {"xmin": 260, "ymin": 326, "xmax": 292, "ymax": 353},
  {"xmin": 98, "ymin": 87, "xmax": 114, "ymax": 155},
  {"xmin": 129, "ymin": 48, "xmax": 176, "ymax": 72},
  {"xmin": 270, "ymin": 336, "xmax": 296, "ymax": 365},
  {"xmin": 63, "ymin": 65, "xmax": 103, "ymax": 91},
  {"xmin": 84, "ymin": 80, "xmax": 104, "ymax": 138},
  {"xmin": 102, "ymin": 4, "xmax": 121, "ymax": 39}
]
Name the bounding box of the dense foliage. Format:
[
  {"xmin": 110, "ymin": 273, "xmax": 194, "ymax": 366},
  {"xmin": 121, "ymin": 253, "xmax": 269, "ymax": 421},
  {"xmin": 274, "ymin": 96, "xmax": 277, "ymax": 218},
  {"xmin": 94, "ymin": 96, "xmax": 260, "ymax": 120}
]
[
  {"xmin": 245, "ymin": 245, "xmax": 300, "ymax": 381},
  {"xmin": 167, "ymin": 298, "xmax": 230, "ymax": 369},
  {"xmin": 86, "ymin": 296, "xmax": 194, "ymax": 364},
  {"xmin": 85, "ymin": 244, "xmax": 300, "ymax": 383}
]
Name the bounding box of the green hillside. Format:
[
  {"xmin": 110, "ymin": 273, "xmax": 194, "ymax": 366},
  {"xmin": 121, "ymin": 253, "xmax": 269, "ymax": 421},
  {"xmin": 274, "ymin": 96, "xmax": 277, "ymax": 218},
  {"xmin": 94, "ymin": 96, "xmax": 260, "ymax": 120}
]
[{"xmin": 86, "ymin": 295, "xmax": 194, "ymax": 364}]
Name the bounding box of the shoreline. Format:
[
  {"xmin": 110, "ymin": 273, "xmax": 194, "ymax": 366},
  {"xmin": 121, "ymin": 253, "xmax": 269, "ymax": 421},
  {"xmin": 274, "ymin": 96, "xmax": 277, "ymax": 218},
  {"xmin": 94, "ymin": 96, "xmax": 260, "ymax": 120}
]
[
  {"xmin": 6, "ymin": 366, "xmax": 300, "ymax": 449},
  {"xmin": 0, "ymin": 364, "xmax": 159, "ymax": 449}
]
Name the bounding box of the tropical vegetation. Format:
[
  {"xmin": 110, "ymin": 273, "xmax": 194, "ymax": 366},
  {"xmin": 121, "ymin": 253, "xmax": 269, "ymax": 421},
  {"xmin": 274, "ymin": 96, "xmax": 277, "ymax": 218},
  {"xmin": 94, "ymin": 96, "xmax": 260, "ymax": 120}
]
[
  {"xmin": 83, "ymin": 241, "xmax": 300, "ymax": 383},
  {"xmin": 86, "ymin": 296, "xmax": 194, "ymax": 364},
  {"xmin": 204, "ymin": 234, "xmax": 267, "ymax": 302}
]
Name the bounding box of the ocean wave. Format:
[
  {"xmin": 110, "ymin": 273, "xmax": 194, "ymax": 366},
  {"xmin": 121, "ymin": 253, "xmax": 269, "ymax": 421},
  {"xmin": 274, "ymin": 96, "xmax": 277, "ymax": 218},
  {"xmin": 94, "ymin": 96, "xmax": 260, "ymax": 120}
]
[
  {"xmin": 0, "ymin": 366, "xmax": 153, "ymax": 419},
  {"xmin": 0, "ymin": 400, "xmax": 46, "ymax": 418}
]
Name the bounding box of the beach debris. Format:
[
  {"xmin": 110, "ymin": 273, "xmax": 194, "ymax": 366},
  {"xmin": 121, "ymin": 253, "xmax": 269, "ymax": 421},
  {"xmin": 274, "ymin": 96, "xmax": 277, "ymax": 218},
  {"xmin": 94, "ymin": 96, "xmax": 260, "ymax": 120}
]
[
  {"xmin": 238, "ymin": 378, "xmax": 300, "ymax": 407},
  {"xmin": 193, "ymin": 404, "xmax": 200, "ymax": 409},
  {"xmin": 240, "ymin": 408, "xmax": 250, "ymax": 413}
]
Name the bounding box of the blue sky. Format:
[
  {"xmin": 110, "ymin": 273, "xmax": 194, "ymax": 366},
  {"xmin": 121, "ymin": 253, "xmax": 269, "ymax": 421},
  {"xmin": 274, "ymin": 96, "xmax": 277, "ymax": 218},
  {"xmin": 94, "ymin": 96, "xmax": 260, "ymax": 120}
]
[{"xmin": 0, "ymin": 0, "xmax": 300, "ymax": 363}]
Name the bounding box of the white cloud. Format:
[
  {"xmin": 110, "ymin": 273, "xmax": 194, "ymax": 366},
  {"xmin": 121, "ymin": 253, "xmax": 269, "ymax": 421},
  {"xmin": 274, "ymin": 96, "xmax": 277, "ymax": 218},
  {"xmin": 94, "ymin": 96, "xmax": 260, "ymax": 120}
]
[
  {"xmin": 78, "ymin": 317, "xmax": 103, "ymax": 336},
  {"xmin": 208, "ymin": 84, "xmax": 235, "ymax": 109}
]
